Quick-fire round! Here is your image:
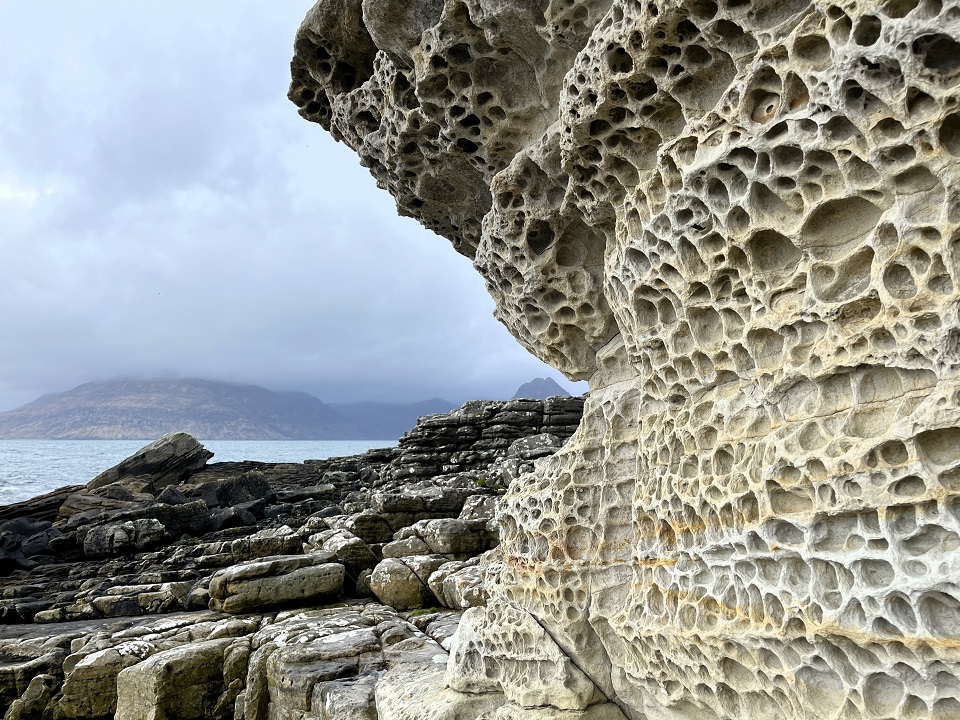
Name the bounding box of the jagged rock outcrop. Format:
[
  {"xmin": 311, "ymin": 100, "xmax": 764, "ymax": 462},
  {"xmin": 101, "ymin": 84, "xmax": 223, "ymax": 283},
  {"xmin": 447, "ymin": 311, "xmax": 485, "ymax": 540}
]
[
  {"xmin": 292, "ymin": 1, "xmax": 960, "ymax": 718},
  {"xmin": 87, "ymin": 432, "xmax": 213, "ymax": 491}
]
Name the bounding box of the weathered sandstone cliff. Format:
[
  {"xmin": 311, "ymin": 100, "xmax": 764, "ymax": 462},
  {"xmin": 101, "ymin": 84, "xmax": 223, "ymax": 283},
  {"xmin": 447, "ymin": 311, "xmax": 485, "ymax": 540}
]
[{"xmin": 291, "ymin": 1, "xmax": 960, "ymax": 718}]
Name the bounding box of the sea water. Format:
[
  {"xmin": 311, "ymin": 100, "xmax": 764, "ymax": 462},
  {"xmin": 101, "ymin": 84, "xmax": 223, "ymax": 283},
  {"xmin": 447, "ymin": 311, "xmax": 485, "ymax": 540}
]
[{"xmin": 0, "ymin": 439, "xmax": 397, "ymax": 505}]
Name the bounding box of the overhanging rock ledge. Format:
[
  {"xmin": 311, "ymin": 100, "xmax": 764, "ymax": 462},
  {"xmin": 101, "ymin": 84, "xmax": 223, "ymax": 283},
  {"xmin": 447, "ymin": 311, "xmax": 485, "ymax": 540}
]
[{"xmin": 291, "ymin": 1, "xmax": 960, "ymax": 717}]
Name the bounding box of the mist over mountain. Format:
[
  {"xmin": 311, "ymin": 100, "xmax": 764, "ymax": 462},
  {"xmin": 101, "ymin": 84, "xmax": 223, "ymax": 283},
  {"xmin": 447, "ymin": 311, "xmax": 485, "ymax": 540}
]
[
  {"xmin": 329, "ymin": 399, "xmax": 456, "ymax": 440},
  {"xmin": 0, "ymin": 379, "xmax": 453, "ymax": 440},
  {"xmin": 512, "ymin": 377, "xmax": 571, "ymax": 400}
]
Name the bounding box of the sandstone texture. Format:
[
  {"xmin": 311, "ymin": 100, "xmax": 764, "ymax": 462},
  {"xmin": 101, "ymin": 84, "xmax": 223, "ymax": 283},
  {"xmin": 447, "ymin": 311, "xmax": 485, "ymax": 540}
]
[{"xmin": 291, "ymin": 1, "xmax": 960, "ymax": 718}]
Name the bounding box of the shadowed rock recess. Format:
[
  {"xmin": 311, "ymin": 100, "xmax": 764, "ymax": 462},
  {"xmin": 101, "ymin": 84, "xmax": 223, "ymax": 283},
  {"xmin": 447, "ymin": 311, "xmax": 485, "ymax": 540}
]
[{"xmin": 291, "ymin": 1, "xmax": 960, "ymax": 718}]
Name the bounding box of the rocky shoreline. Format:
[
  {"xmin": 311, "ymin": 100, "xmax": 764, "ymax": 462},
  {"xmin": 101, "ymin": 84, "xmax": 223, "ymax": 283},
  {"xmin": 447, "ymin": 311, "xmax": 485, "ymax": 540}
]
[{"xmin": 0, "ymin": 396, "xmax": 582, "ymax": 720}]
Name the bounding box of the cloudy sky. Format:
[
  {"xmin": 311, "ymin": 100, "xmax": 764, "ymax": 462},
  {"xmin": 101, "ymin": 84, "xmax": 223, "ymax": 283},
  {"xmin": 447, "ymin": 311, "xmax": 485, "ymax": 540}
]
[{"xmin": 0, "ymin": 2, "xmax": 581, "ymax": 411}]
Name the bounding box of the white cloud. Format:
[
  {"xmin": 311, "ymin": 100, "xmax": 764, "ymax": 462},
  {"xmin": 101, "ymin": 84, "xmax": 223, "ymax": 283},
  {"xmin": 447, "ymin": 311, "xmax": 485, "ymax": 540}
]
[{"xmin": 0, "ymin": 172, "xmax": 55, "ymax": 206}]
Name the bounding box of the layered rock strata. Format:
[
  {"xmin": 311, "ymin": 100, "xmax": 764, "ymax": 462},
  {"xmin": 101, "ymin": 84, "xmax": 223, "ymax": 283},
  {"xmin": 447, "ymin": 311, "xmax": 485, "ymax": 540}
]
[
  {"xmin": 0, "ymin": 397, "xmax": 581, "ymax": 719},
  {"xmin": 0, "ymin": 398, "xmax": 578, "ymax": 626},
  {"xmin": 291, "ymin": 1, "xmax": 960, "ymax": 718}
]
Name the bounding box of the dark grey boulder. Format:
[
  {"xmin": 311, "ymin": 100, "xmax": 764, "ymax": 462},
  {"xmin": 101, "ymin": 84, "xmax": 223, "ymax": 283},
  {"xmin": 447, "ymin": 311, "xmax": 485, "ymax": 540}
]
[
  {"xmin": 154, "ymin": 486, "xmax": 189, "ymax": 505},
  {"xmin": 87, "ymin": 433, "xmax": 213, "ymax": 492},
  {"xmin": 0, "ymin": 531, "xmax": 33, "ymax": 573},
  {"xmin": 187, "ymin": 471, "xmax": 273, "ymax": 509},
  {"xmin": 0, "ymin": 519, "xmax": 63, "ymax": 571},
  {"xmin": 0, "ymin": 518, "xmax": 52, "ymax": 538},
  {"xmin": 209, "ymin": 506, "xmax": 258, "ymax": 532},
  {"xmin": 20, "ymin": 528, "xmax": 62, "ymax": 558},
  {"xmin": 142, "ymin": 500, "xmax": 212, "ymax": 537}
]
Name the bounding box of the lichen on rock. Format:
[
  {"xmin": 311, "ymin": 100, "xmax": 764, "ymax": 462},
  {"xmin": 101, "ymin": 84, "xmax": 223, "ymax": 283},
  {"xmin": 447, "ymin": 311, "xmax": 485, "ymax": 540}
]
[{"xmin": 292, "ymin": 0, "xmax": 960, "ymax": 717}]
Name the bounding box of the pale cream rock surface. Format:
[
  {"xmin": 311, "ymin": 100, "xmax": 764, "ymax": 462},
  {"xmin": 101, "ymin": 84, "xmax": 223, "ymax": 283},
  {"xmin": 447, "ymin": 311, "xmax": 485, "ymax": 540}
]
[
  {"xmin": 50, "ymin": 612, "xmax": 258, "ymax": 719},
  {"xmin": 58, "ymin": 640, "xmax": 157, "ymax": 718},
  {"xmin": 243, "ymin": 603, "xmax": 459, "ymax": 720},
  {"xmin": 375, "ymin": 626, "xmax": 506, "ymax": 720},
  {"xmin": 370, "ymin": 555, "xmax": 448, "ymax": 609},
  {"xmin": 207, "ymin": 552, "xmax": 344, "ymax": 613},
  {"xmin": 428, "ymin": 556, "xmax": 487, "ymax": 609},
  {"xmin": 311, "ymin": 674, "xmax": 380, "ymax": 720},
  {"xmin": 114, "ymin": 637, "xmax": 240, "ymax": 720},
  {"xmin": 477, "ymin": 705, "xmax": 626, "ymax": 720},
  {"xmin": 291, "ymin": 0, "xmax": 960, "ymax": 718},
  {"xmin": 446, "ymin": 605, "xmax": 605, "ymax": 710},
  {"xmin": 374, "ymin": 666, "xmax": 505, "ymax": 720}
]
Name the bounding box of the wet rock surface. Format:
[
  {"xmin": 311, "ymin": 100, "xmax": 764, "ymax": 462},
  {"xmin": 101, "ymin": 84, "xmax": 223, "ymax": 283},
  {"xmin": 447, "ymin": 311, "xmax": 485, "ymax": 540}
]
[{"xmin": 0, "ymin": 397, "xmax": 581, "ymax": 718}]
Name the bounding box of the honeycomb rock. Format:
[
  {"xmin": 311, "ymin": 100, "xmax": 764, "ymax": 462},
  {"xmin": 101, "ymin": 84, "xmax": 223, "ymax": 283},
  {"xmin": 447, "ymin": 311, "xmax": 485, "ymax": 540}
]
[{"xmin": 292, "ymin": 0, "xmax": 960, "ymax": 717}]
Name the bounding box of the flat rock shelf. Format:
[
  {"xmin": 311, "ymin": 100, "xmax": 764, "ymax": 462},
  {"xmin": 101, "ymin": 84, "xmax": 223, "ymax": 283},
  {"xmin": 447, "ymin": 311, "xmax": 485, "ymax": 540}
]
[{"xmin": 0, "ymin": 397, "xmax": 583, "ymax": 720}]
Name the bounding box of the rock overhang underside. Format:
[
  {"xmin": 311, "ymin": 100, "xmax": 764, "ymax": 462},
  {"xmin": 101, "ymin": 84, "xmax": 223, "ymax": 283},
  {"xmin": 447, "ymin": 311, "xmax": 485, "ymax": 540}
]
[{"xmin": 291, "ymin": 0, "xmax": 960, "ymax": 718}]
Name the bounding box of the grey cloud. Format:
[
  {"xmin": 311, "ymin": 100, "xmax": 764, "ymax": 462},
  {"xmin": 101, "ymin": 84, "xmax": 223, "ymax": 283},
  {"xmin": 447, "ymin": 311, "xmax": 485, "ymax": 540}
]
[{"xmin": 0, "ymin": 2, "xmax": 585, "ymax": 413}]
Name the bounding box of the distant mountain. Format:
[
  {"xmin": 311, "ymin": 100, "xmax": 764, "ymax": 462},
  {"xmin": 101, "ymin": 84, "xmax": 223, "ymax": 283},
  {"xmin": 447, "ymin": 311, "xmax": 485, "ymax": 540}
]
[
  {"xmin": 330, "ymin": 399, "xmax": 457, "ymax": 440},
  {"xmin": 512, "ymin": 377, "xmax": 571, "ymax": 400},
  {"xmin": 0, "ymin": 379, "xmax": 448, "ymax": 440}
]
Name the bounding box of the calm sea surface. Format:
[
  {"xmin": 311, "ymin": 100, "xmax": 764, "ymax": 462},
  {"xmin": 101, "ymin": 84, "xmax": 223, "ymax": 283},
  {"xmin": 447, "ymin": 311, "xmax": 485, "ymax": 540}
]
[{"xmin": 0, "ymin": 440, "xmax": 397, "ymax": 505}]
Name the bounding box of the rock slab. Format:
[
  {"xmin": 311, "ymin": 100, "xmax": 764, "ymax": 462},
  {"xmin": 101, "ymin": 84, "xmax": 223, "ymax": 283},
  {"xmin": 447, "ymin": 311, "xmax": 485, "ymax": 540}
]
[{"xmin": 208, "ymin": 554, "xmax": 344, "ymax": 613}]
